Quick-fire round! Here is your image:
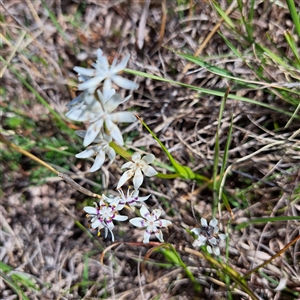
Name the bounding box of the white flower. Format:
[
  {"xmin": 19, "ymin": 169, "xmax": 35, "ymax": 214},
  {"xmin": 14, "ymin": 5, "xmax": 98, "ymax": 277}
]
[
  {"xmin": 191, "ymin": 217, "xmax": 226, "ymax": 255},
  {"xmin": 74, "ymin": 49, "xmax": 138, "ymax": 97},
  {"xmin": 66, "ymin": 76, "xmax": 96, "ymax": 109},
  {"xmin": 117, "ymin": 152, "xmax": 158, "ymax": 190},
  {"xmin": 84, "ymin": 198, "xmax": 128, "ymax": 242},
  {"xmin": 75, "ymin": 131, "xmax": 116, "ymax": 172},
  {"xmin": 117, "ymin": 187, "xmax": 151, "ymax": 209},
  {"xmin": 129, "ymin": 205, "xmax": 172, "ymax": 243},
  {"xmin": 66, "ymin": 89, "xmax": 136, "ymax": 146}
]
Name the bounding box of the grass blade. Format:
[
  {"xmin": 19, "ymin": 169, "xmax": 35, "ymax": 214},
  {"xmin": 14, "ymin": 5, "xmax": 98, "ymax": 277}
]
[
  {"xmin": 286, "ymin": 0, "xmax": 300, "ymax": 38},
  {"xmin": 125, "ymin": 68, "xmax": 300, "ymax": 119}
]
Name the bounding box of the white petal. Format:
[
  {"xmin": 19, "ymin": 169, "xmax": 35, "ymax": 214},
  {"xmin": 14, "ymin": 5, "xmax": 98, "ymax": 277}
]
[
  {"xmin": 75, "ymin": 148, "xmax": 96, "ymax": 158},
  {"xmin": 104, "ymin": 227, "xmax": 109, "ymax": 239},
  {"xmin": 193, "ymin": 239, "xmax": 203, "ymax": 248},
  {"xmin": 219, "ymin": 233, "xmax": 227, "ymax": 241},
  {"xmin": 191, "ymin": 228, "xmax": 201, "ymax": 236},
  {"xmin": 106, "ymin": 220, "xmax": 115, "ymax": 232},
  {"xmin": 143, "ymin": 231, "xmax": 151, "ymax": 244},
  {"xmin": 83, "ymin": 119, "xmax": 104, "ymax": 146},
  {"xmin": 83, "ymin": 91, "xmax": 97, "ymax": 105},
  {"xmin": 117, "ymin": 170, "xmax": 133, "ymax": 189},
  {"xmin": 213, "ymin": 226, "xmax": 219, "ymax": 234},
  {"xmin": 66, "ymin": 93, "xmax": 84, "ymax": 108},
  {"xmin": 108, "ymin": 228, "xmax": 115, "ymax": 242},
  {"xmin": 110, "ymin": 112, "xmax": 137, "ymax": 123},
  {"xmin": 129, "ymin": 217, "xmax": 146, "ymax": 228},
  {"xmin": 91, "ymin": 219, "xmax": 102, "ymax": 229},
  {"xmin": 121, "ymin": 161, "xmax": 134, "ymax": 169},
  {"xmin": 99, "ymin": 88, "xmax": 115, "ymax": 105},
  {"xmin": 142, "ymin": 165, "xmax": 158, "ymax": 177},
  {"xmin": 206, "ymin": 245, "xmax": 212, "ymax": 253},
  {"xmin": 136, "ymin": 194, "xmax": 151, "ymax": 202},
  {"xmin": 106, "ymin": 147, "xmax": 116, "ymax": 165},
  {"xmin": 96, "ymin": 49, "xmax": 108, "ymax": 69},
  {"xmin": 78, "ymin": 74, "xmax": 90, "ymax": 82},
  {"xmin": 102, "ymin": 132, "xmax": 112, "ymax": 142},
  {"xmin": 89, "ymin": 152, "xmax": 105, "ymax": 172},
  {"xmin": 195, "ymin": 235, "xmax": 207, "ymax": 246},
  {"xmin": 273, "ymin": 276, "xmax": 288, "ymax": 292},
  {"xmin": 208, "ymin": 237, "xmax": 217, "ymax": 245},
  {"xmin": 133, "ymin": 168, "xmax": 144, "ymax": 190},
  {"xmin": 78, "ymin": 76, "xmax": 105, "ymax": 90},
  {"xmin": 75, "ymin": 130, "xmax": 87, "ymax": 139},
  {"xmin": 213, "ymin": 247, "xmax": 220, "ymax": 256},
  {"xmin": 140, "ymin": 205, "xmax": 150, "ymax": 219},
  {"xmin": 151, "ymin": 208, "xmax": 162, "ymax": 220},
  {"xmin": 113, "ymin": 75, "xmax": 139, "ymax": 90},
  {"xmin": 156, "ymin": 219, "xmax": 172, "ymax": 228},
  {"xmin": 209, "ymin": 218, "xmax": 218, "ymax": 227},
  {"xmin": 112, "ymin": 54, "xmax": 130, "ymax": 73},
  {"xmin": 105, "ymin": 93, "xmax": 123, "ymax": 112},
  {"xmin": 132, "ymin": 152, "xmax": 141, "ymax": 162},
  {"xmin": 73, "ymin": 66, "xmax": 96, "ymax": 77},
  {"xmin": 102, "ymin": 79, "xmax": 113, "ymax": 100},
  {"xmin": 121, "ymin": 94, "xmax": 131, "ymax": 104},
  {"xmin": 155, "ymin": 230, "xmax": 164, "ymax": 242},
  {"xmin": 142, "ymin": 154, "xmax": 155, "ymax": 164},
  {"xmin": 84, "ymin": 206, "xmax": 97, "ymax": 214},
  {"xmin": 201, "ymin": 218, "xmax": 208, "ymax": 227},
  {"xmin": 105, "ymin": 119, "xmax": 124, "ymax": 146},
  {"xmin": 96, "ymin": 48, "xmax": 103, "ymax": 57},
  {"xmin": 66, "ymin": 106, "xmax": 89, "ymax": 121},
  {"xmin": 114, "ymin": 215, "xmax": 128, "ymax": 221}
]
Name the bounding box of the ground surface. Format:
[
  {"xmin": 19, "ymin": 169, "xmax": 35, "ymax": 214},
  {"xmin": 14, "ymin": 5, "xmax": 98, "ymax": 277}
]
[{"xmin": 1, "ymin": 1, "xmax": 300, "ymax": 299}]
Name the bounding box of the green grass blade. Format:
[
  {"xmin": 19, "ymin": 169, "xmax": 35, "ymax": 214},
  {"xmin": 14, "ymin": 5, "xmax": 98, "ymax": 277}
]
[
  {"xmin": 175, "ymin": 51, "xmax": 261, "ymax": 89},
  {"xmin": 286, "ymin": 0, "xmax": 300, "ymax": 38},
  {"xmin": 212, "ymin": 88, "xmax": 229, "ymax": 215},
  {"xmin": 284, "ymin": 30, "xmax": 300, "ymax": 66},
  {"xmin": 236, "ymin": 0, "xmax": 254, "ymax": 42},
  {"xmin": 284, "ymin": 101, "xmax": 300, "ymax": 128},
  {"xmin": 137, "ymin": 115, "xmax": 196, "ymax": 179},
  {"xmin": 41, "ymin": 0, "xmax": 71, "ymax": 46},
  {"xmin": 219, "ymin": 113, "xmax": 233, "ymax": 215},
  {"xmin": 125, "ymin": 68, "xmax": 300, "ymax": 119},
  {"xmin": 235, "ymin": 216, "xmax": 300, "ymax": 230},
  {"xmin": 160, "ymin": 244, "xmax": 202, "ymax": 292},
  {"xmin": 212, "ymin": 1, "xmax": 235, "ymax": 28},
  {"xmin": 0, "ymin": 270, "xmax": 30, "ymax": 300}
]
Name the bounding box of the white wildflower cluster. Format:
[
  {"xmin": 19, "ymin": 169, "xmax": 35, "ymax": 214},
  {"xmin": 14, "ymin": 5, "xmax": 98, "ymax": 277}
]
[
  {"xmin": 66, "ymin": 49, "xmax": 138, "ymax": 172},
  {"xmin": 66, "ymin": 49, "xmax": 170, "ymax": 244},
  {"xmin": 67, "ymin": 49, "xmax": 226, "ymax": 254},
  {"xmin": 191, "ymin": 217, "xmax": 226, "ymax": 255}
]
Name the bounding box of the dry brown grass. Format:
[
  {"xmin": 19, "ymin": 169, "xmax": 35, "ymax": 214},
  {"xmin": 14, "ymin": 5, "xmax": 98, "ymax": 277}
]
[{"xmin": 1, "ymin": 1, "xmax": 300, "ymax": 299}]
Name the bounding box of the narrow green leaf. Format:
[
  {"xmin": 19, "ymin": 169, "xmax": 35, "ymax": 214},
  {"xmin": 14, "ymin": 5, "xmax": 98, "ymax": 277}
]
[
  {"xmin": 286, "ymin": 0, "xmax": 300, "ymax": 38},
  {"xmin": 161, "ymin": 245, "xmax": 201, "ymax": 292},
  {"xmin": 218, "ymin": 114, "xmax": 233, "ymax": 215},
  {"xmin": 0, "ymin": 271, "xmax": 30, "ymax": 300},
  {"xmin": 284, "ymin": 30, "xmax": 300, "ymax": 65},
  {"xmin": 176, "ymin": 51, "xmax": 260, "ymax": 89},
  {"xmin": 124, "ymin": 68, "xmax": 300, "ymax": 120},
  {"xmin": 41, "ymin": 0, "xmax": 71, "ymax": 46},
  {"xmin": 285, "ymin": 101, "xmax": 300, "ymax": 128},
  {"xmin": 212, "ymin": 1, "xmax": 235, "ymax": 28},
  {"xmin": 137, "ymin": 115, "xmax": 197, "ymax": 179},
  {"xmin": 235, "ymin": 216, "xmax": 300, "ymax": 230}
]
